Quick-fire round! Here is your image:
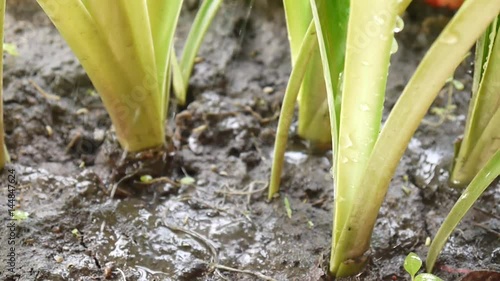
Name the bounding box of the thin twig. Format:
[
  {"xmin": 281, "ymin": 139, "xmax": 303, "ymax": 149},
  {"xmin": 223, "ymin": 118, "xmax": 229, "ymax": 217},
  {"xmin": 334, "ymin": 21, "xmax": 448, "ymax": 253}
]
[
  {"xmin": 136, "ymin": 176, "xmax": 180, "ymax": 187},
  {"xmin": 161, "ymin": 220, "xmax": 218, "ymax": 264},
  {"xmin": 179, "ymin": 196, "xmax": 230, "ymax": 216},
  {"xmin": 247, "ymin": 181, "xmax": 254, "ymax": 204},
  {"xmin": 110, "ymin": 170, "xmax": 138, "ymax": 198},
  {"xmin": 473, "ymin": 207, "xmax": 500, "ymax": 220},
  {"xmin": 161, "ymin": 215, "xmax": 225, "ymax": 278},
  {"xmin": 210, "ymin": 263, "xmax": 277, "ymax": 281},
  {"xmin": 241, "ymin": 105, "xmax": 279, "ymax": 124},
  {"xmin": 65, "ymin": 132, "xmax": 82, "ymax": 153},
  {"xmin": 116, "ymin": 268, "xmax": 127, "ymax": 281},
  {"xmin": 29, "ymin": 79, "xmax": 61, "ymax": 101},
  {"xmin": 216, "ymin": 181, "xmax": 268, "ymax": 196},
  {"xmin": 472, "ymin": 222, "xmax": 500, "ymax": 238},
  {"xmin": 161, "ymin": 211, "xmax": 273, "ymax": 280}
]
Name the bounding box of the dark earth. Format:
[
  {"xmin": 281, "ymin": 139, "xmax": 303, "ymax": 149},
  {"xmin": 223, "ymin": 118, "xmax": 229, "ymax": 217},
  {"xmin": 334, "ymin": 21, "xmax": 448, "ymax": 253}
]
[{"xmin": 0, "ymin": 0, "xmax": 499, "ymax": 280}]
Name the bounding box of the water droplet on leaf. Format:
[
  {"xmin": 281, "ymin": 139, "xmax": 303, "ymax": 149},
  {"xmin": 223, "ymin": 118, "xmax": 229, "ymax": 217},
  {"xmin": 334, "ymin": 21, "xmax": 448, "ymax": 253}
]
[
  {"xmin": 394, "ymin": 16, "xmax": 404, "ymax": 33},
  {"xmin": 391, "ymin": 37, "xmax": 399, "ymax": 54}
]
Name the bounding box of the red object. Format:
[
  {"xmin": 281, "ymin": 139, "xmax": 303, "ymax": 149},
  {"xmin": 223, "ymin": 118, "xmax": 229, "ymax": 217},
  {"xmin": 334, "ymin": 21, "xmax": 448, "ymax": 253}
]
[
  {"xmin": 440, "ymin": 265, "xmax": 472, "ymax": 275},
  {"xmin": 425, "ymin": 0, "xmax": 464, "ymax": 9}
]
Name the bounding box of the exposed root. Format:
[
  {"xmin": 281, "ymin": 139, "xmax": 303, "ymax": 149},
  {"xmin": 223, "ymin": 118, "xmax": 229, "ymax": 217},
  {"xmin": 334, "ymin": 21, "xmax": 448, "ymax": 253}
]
[
  {"xmin": 217, "ymin": 181, "xmax": 268, "ymax": 196},
  {"xmin": 422, "ymin": 83, "xmax": 457, "ymax": 127},
  {"xmin": 179, "ymin": 195, "xmax": 253, "ymax": 222},
  {"xmin": 473, "ymin": 207, "xmax": 500, "ymax": 220},
  {"xmin": 210, "ymin": 263, "xmax": 277, "ymax": 281},
  {"xmin": 136, "ymin": 176, "xmax": 180, "ymax": 187},
  {"xmin": 162, "ymin": 218, "xmax": 218, "ymax": 263},
  {"xmin": 241, "ymin": 105, "xmax": 279, "ymax": 124},
  {"xmin": 472, "ymin": 222, "xmax": 500, "ymax": 238},
  {"xmin": 65, "ymin": 131, "xmax": 82, "ymax": 153},
  {"xmin": 29, "ymin": 79, "xmax": 61, "ymax": 101},
  {"xmin": 116, "ymin": 268, "xmax": 127, "ymax": 281},
  {"xmin": 161, "ymin": 212, "xmax": 274, "ymax": 280}
]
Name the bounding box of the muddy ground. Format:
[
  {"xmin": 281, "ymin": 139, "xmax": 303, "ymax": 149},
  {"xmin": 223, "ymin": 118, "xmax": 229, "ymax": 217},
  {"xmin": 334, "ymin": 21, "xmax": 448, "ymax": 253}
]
[{"xmin": 0, "ymin": 1, "xmax": 498, "ymax": 280}]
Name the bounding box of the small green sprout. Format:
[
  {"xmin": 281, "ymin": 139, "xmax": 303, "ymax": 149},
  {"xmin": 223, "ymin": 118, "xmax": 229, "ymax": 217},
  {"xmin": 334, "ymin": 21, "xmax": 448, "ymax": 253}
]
[
  {"xmin": 140, "ymin": 175, "xmax": 153, "ymax": 183},
  {"xmin": 71, "ymin": 228, "xmax": 81, "ymax": 237},
  {"xmin": 85, "ymin": 89, "xmax": 98, "ymax": 97},
  {"xmin": 307, "ymin": 220, "xmax": 314, "ymax": 229},
  {"xmin": 3, "ymin": 43, "xmax": 18, "ymax": 56},
  {"xmin": 404, "ymin": 252, "xmax": 442, "ymax": 281},
  {"xmin": 12, "ymin": 210, "xmax": 29, "ymax": 221},
  {"xmin": 284, "ymin": 197, "xmax": 292, "ymax": 219},
  {"xmin": 424, "ymin": 77, "xmax": 461, "ymax": 127},
  {"xmin": 450, "ymin": 79, "xmax": 464, "ymax": 91},
  {"xmin": 180, "ymin": 176, "xmax": 196, "ymax": 186},
  {"xmin": 404, "ymin": 252, "xmax": 422, "ymax": 280},
  {"xmin": 425, "ymin": 237, "xmax": 431, "ymax": 247},
  {"xmin": 402, "ymin": 175, "xmax": 411, "ymax": 195}
]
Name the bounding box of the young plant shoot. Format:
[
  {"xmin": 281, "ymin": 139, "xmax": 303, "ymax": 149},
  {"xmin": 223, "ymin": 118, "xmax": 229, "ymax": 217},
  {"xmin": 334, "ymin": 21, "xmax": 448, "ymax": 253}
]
[
  {"xmin": 0, "ymin": 0, "xmax": 9, "ymax": 169},
  {"xmin": 172, "ymin": 0, "xmax": 222, "ymax": 105},
  {"xmin": 269, "ymin": 0, "xmax": 500, "ymax": 277},
  {"xmin": 427, "ymin": 150, "xmax": 500, "ymax": 272},
  {"xmin": 37, "ymin": 0, "xmax": 219, "ymax": 152},
  {"xmin": 282, "ymin": 0, "xmax": 332, "ymax": 148},
  {"xmin": 404, "ymin": 252, "xmax": 443, "ymax": 281},
  {"xmin": 450, "ymin": 17, "xmax": 500, "ymax": 187},
  {"xmin": 426, "ymin": 19, "xmax": 500, "ymax": 271}
]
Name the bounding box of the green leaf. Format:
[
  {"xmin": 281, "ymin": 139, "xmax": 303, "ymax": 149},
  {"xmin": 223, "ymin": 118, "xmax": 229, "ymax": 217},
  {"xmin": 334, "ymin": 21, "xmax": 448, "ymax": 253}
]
[
  {"xmin": 404, "ymin": 252, "xmax": 422, "ymax": 280},
  {"xmin": 268, "ymin": 21, "xmax": 318, "ymax": 199},
  {"xmin": 415, "ymin": 273, "xmax": 443, "ymax": 281},
  {"xmin": 334, "ymin": 0, "xmax": 500, "ymax": 277},
  {"xmin": 451, "ymin": 79, "xmax": 464, "ymax": 91},
  {"xmin": 3, "ymin": 43, "xmax": 18, "ymax": 56},
  {"xmin": 450, "ymin": 16, "xmax": 500, "ymax": 186},
  {"xmin": 140, "ymin": 175, "xmax": 153, "ymax": 183},
  {"xmin": 13, "ymin": 210, "xmax": 29, "ymax": 221},
  {"xmin": 427, "ymin": 150, "xmax": 500, "ymax": 272},
  {"xmin": 307, "ymin": 220, "xmax": 315, "ymax": 229},
  {"xmin": 283, "ymin": 0, "xmax": 330, "ymax": 146},
  {"xmin": 175, "ymin": 0, "xmax": 222, "ymax": 105},
  {"xmin": 37, "ymin": 0, "xmax": 165, "ymax": 151},
  {"xmin": 284, "ymin": 197, "xmax": 292, "ymax": 219},
  {"xmin": 322, "ymin": 0, "xmax": 398, "ymax": 276},
  {"xmin": 147, "ymin": 0, "xmax": 183, "ymax": 118},
  {"xmin": 71, "ymin": 228, "xmax": 81, "ymax": 237},
  {"xmin": 180, "ymin": 176, "xmax": 196, "ymax": 186}
]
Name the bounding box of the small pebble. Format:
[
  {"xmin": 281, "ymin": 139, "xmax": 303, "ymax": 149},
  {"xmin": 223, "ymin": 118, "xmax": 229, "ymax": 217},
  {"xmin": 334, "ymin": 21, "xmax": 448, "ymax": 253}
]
[
  {"xmin": 54, "ymin": 255, "xmax": 64, "ymax": 263},
  {"xmin": 52, "ymin": 226, "xmax": 61, "ymax": 233},
  {"xmin": 194, "ymin": 56, "xmax": 204, "ymax": 64},
  {"xmin": 76, "ymin": 108, "xmax": 89, "ymax": 115},
  {"xmin": 46, "ymin": 125, "xmax": 53, "ymax": 137},
  {"xmin": 93, "ymin": 129, "xmax": 105, "ymax": 142},
  {"xmin": 263, "ymin": 86, "xmax": 274, "ymax": 94}
]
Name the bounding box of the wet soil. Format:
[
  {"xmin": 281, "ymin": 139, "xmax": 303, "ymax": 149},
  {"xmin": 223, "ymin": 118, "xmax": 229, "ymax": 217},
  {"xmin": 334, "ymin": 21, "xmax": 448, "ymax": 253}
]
[{"xmin": 0, "ymin": 1, "xmax": 498, "ymax": 280}]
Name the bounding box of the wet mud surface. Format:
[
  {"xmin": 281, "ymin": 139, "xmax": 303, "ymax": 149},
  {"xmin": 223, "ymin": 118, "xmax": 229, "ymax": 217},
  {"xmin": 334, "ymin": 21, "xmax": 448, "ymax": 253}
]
[{"xmin": 0, "ymin": 1, "xmax": 498, "ymax": 280}]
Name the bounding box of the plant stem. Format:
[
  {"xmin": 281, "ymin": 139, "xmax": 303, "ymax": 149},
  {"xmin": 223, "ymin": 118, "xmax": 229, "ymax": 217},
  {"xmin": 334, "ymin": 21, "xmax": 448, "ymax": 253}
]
[
  {"xmin": 331, "ymin": 0, "xmax": 500, "ymax": 276},
  {"xmin": 283, "ymin": 0, "xmax": 331, "ymax": 147},
  {"xmin": 268, "ymin": 22, "xmax": 318, "ymax": 200},
  {"xmin": 427, "ymin": 150, "xmax": 500, "ymax": 272},
  {"xmin": 174, "ymin": 0, "xmax": 222, "ymax": 105},
  {"xmin": 147, "ymin": 0, "xmax": 183, "ymax": 117},
  {"xmin": 451, "ymin": 18, "xmax": 500, "ymax": 186},
  {"xmin": 329, "ymin": 0, "xmax": 398, "ymax": 276},
  {"xmin": 37, "ymin": 0, "xmax": 174, "ymax": 151}
]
